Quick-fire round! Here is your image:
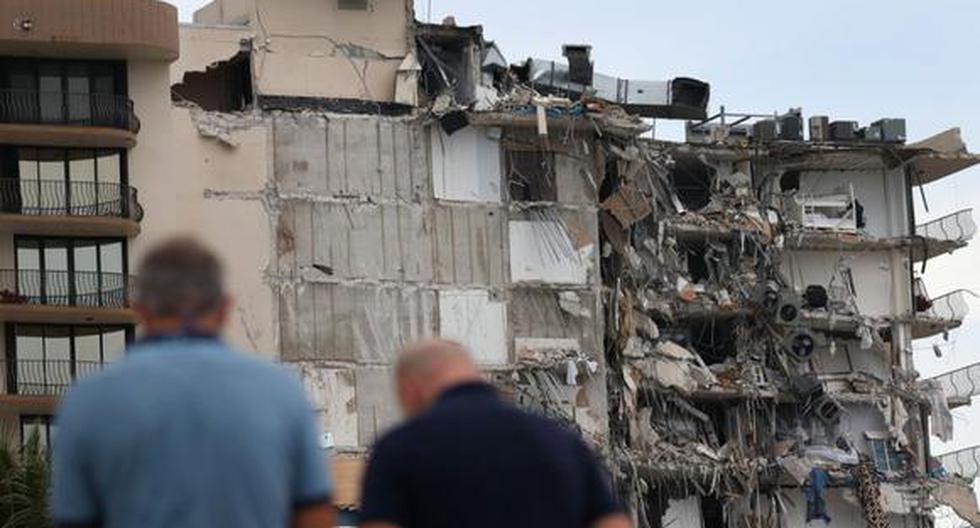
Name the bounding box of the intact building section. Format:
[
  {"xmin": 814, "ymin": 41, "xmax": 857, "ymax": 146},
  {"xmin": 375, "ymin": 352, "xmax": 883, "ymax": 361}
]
[{"xmin": 0, "ymin": 0, "xmax": 178, "ymax": 446}]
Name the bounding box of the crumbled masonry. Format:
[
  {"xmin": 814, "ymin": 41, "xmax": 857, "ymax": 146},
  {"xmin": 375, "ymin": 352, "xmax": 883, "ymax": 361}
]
[{"xmin": 176, "ymin": 14, "xmax": 980, "ymax": 528}]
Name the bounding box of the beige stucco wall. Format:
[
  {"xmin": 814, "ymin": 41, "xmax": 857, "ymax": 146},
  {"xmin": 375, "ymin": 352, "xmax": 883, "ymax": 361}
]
[
  {"xmin": 137, "ymin": 107, "xmax": 277, "ymax": 359},
  {"xmin": 186, "ymin": 0, "xmax": 413, "ymax": 102},
  {"xmin": 131, "ymin": 51, "xmax": 277, "ymax": 358},
  {"xmin": 193, "ymin": 0, "xmax": 252, "ymax": 26},
  {"xmin": 171, "ymin": 24, "xmax": 253, "ymax": 87}
]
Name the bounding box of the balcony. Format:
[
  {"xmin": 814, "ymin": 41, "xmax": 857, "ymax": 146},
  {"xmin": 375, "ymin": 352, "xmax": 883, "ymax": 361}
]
[
  {"xmin": 0, "ymin": 270, "xmax": 136, "ymax": 324},
  {"xmin": 912, "ymin": 280, "xmax": 972, "ymax": 339},
  {"xmin": 0, "ymin": 90, "xmax": 140, "ymax": 148},
  {"xmin": 0, "ymin": 0, "xmax": 178, "ymax": 62},
  {"xmin": 0, "ymin": 180, "xmax": 142, "ymax": 237},
  {"xmin": 928, "ymin": 362, "xmax": 980, "ymax": 409},
  {"xmin": 785, "ymin": 208, "xmax": 975, "ymax": 262},
  {"xmin": 915, "ymin": 209, "xmax": 976, "ymax": 261},
  {"xmin": 0, "ymin": 358, "xmax": 107, "ymax": 413}
]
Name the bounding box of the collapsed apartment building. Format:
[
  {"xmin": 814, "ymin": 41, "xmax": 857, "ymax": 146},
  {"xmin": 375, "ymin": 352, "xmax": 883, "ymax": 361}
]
[{"xmin": 2, "ymin": 0, "xmax": 979, "ymax": 526}]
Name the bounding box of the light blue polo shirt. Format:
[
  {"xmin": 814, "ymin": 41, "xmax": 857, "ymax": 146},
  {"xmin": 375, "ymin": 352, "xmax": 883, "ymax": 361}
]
[{"xmin": 53, "ymin": 336, "xmax": 332, "ymax": 528}]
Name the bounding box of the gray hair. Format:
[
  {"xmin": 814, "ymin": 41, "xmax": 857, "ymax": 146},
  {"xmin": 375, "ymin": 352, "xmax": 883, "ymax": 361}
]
[{"xmin": 135, "ymin": 237, "xmax": 225, "ymax": 318}]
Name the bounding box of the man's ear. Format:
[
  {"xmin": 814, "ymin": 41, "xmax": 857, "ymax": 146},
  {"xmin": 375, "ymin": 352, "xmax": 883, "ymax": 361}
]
[{"xmin": 213, "ymin": 296, "xmax": 233, "ymax": 328}]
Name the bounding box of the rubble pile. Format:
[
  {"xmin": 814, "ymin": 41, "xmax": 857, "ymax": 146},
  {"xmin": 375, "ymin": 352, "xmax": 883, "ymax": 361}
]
[{"xmin": 407, "ymin": 21, "xmax": 977, "ymax": 528}]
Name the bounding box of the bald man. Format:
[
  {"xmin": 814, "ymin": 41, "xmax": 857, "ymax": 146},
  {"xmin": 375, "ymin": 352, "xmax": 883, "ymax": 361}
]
[{"xmin": 359, "ymin": 339, "xmax": 631, "ymax": 528}]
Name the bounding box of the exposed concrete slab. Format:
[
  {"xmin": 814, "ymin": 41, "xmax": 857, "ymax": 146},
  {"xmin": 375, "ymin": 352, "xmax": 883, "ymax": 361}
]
[
  {"xmin": 280, "ymin": 283, "xmax": 437, "ymax": 362},
  {"xmin": 355, "ymin": 367, "xmax": 400, "ymax": 446},
  {"xmin": 432, "ymin": 204, "xmax": 508, "ymax": 286},
  {"xmin": 431, "ymin": 126, "xmax": 503, "ymax": 202},
  {"xmin": 294, "ymin": 364, "xmax": 359, "ymax": 448},
  {"xmin": 438, "ymin": 289, "xmax": 509, "ymax": 365}
]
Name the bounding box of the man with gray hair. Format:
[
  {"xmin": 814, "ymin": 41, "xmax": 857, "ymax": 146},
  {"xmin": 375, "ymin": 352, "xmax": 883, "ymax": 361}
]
[
  {"xmin": 359, "ymin": 339, "xmax": 631, "ymax": 528},
  {"xmin": 52, "ymin": 236, "xmax": 335, "ymax": 528}
]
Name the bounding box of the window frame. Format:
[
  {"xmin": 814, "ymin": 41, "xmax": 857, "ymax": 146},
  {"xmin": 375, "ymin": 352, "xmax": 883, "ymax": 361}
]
[
  {"xmin": 19, "ymin": 414, "xmax": 56, "ymax": 450},
  {"xmin": 0, "ymin": 146, "xmax": 129, "ymax": 216},
  {"xmin": 0, "ymin": 57, "xmax": 128, "ymax": 126},
  {"xmin": 4, "ymin": 323, "xmax": 135, "ymax": 396},
  {"xmin": 14, "ymin": 235, "xmax": 129, "ymax": 307}
]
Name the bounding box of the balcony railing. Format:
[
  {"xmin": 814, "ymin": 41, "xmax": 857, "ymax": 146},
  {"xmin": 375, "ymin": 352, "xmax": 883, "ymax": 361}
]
[
  {"xmin": 938, "ymin": 445, "xmax": 980, "ymax": 480},
  {"xmin": 920, "ymin": 290, "xmax": 972, "ymax": 323},
  {"xmin": 917, "ymin": 209, "xmax": 977, "ymax": 243},
  {"xmin": 929, "ymin": 362, "xmax": 980, "ymax": 403},
  {"xmin": 1, "ymin": 359, "xmax": 107, "ymax": 397},
  {"xmin": 0, "ymin": 270, "xmax": 132, "ymax": 309},
  {"xmin": 0, "ymin": 89, "xmax": 139, "ymax": 133},
  {"xmin": 0, "ymin": 179, "xmax": 143, "ymax": 221},
  {"xmin": 914, "ymin": 279, "xmax": 972, "ymax": 323}
]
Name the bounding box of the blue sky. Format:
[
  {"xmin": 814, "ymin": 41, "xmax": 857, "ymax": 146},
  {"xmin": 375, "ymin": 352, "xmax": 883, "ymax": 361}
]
[{"xmin": 170, "ymin": 0, "xmax": 980, "ymax": 452}]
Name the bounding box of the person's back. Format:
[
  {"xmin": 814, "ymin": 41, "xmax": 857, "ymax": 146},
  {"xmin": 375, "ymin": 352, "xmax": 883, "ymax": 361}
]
[
  {"xmin": 53, "ymin": 237, "xmax": 334, "ymax": 528},
  {"xmin": 359, "ymin": 340, "xmax": 630, "ymax": 528}
]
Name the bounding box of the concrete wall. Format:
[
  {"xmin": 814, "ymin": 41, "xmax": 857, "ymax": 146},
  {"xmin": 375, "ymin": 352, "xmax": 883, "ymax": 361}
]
[
  {"xmin": 189, "ymin": 0, "xmax": 413, "ymax": 102},
  {"xmin": 133, "ymin": 105, "xmax": 276, "ymax": 358},
  {"xmin": 172, "ymin": 25, "xmax": 253, "ymax": 88},
  {"xmin": 780, "ymin": 486, "xmax": 917, "ymax": 528},
  {"xmin": 782, "ymin": 249, "xmax": 911, "ymax": 318},
  {"xmin": 798, "ymin": 168, "xmax": 910, "ymax": 238},
  {"xmin": 193, "ymin": 0, "xmax": 252, "ymax": 25},
  {"xmin": 270, "ymin": 114, "xmax": 607, "ymax": 448}
]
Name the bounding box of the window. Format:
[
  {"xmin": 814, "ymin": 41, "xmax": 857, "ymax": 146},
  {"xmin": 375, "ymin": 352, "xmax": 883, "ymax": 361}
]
[
  {"xmin": 20, "ymin": 415, "xmax": 56, "ymax": 450},
  {"xmin": 670, "ymin": 156, "xmax": 715, "ymax": 211},
  {"xmin": 867, "ymin": 434, "xmax": 904, "ymax": 473},
  {"xmin": 0, "ymin": 57, "xmax": 127, "ymax": 127},
  {"xmin": 507, "ymin": 149, "xmax": 556, "ymax": 202},
  {"xmin": 15, "ymin": 237, "xmax": 127, "ymax": 307},
  {"xmin": 0, "ymin": 148, "xmax": 127, "ymax": 216},
  {"xmin": 6, "ymin": 324, "xmax": 132, "ymax": 396}
]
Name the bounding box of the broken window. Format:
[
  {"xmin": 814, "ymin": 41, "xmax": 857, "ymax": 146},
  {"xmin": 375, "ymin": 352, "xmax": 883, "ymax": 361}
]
[
  {"xmin": 171, "ymin": 52, "xmax": 253, "ymax": 112},
  {"xmin": 669, "ymin": 156, "xmax": 715, "ymax": 211},
  {"xmin": 681, "ymin": 240, "xmax": 734, "ymax": 284},
  {"xmin": 700, "ymin": 495, "xmax": 725, "ymax": 528},
  {"xmin": 507, "ymin": 148, "xmax": 557, "ymax": 202},
  {"xmin": 687, "ymin": 319, "xmax": 737, "ymax": 366},
  {"xmin": 867, "ymin": 433, "xmax": 904, "ymax": 473},
  {"xmin": 416, "ymin": 24, "xmax": 482, "ymax": 104},
  {"xmin": 780, "ymin": 170, "xmax": 800, "ymax": 192}
]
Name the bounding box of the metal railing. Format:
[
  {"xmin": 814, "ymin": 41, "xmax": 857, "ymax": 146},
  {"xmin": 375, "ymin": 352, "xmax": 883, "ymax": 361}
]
[
  {"xmin": 938, "ymin": 445, "xmax": 980, "ymax": 480},
  {"xmin": 914, "ymin": 278, "xmax": 971, "ymax": 323},
  {"xmin": 0, "ymin": 359, "xmax": 107, "ymax": 396},
  {"xmin": 0, "ymin": 89, "xmax": 139, "ymax": 132},
  {"xmin": 0, "ymin": 269, "xmax": 132, "ymax": 309},
  {"xmin": 0, "ymin": 179, "xmax": 143, "ymax": 221},
  {"xmin": 929, "ymin": 362, "xmax": 980, "ymax": 402},
  {"xmin": 921, "ymin": 290, "xmax": 972, "ymax": 322},
  {"xmin": 917, "ymin": 208, "xmax": 977, "ymax": 243}
]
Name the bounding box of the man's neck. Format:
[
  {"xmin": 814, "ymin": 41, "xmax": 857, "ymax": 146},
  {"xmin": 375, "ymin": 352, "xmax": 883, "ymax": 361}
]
[{"xmin": 140, "ymin": 317, "xmax": 222, "ymax": 339}]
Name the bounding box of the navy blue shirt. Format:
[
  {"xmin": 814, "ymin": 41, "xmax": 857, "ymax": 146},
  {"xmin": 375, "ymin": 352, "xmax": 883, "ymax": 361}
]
[
  {"xmin": 360, "ymin": 383, "xmax": 621, "ymax": 528},
  {"xmin": 52, "ymin": 336, "xmax": 332, "ymax": 528}
]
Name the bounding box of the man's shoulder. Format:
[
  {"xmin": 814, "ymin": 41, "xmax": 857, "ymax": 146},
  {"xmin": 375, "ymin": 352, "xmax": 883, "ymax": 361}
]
[{"xmin": 66, "ymin": 340, "xmax": 302, "ymax": 408}]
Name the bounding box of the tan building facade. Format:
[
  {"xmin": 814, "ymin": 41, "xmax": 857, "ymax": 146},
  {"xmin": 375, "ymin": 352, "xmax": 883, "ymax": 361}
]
[
  {"xmin": 0, "ymin": 0, "xmax": 178, "ymax": 445},
  {"xmin": 4, "ymin": 0, "xmax": 980, "ymax": 526}
]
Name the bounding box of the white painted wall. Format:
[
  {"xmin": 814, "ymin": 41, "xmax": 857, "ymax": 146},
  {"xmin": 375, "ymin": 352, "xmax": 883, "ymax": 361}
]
[
  {"xmin": 812, "ymin": 338, "xmax": 890, "ymax": 379},
  {"xmin": 295, "ymin": 365, "xmax": 359, "ymax": 448},
  {"xmin": 663, "ymin": 496, "xmax": 702, "ymax": 528},
  {"xmin": 780, "ymin": 487, "xmax": 915, "ymax": 528},
  {"xmin": 782, "ymin": 250, "xmax": 908, "ymax": 317},
  {"xmin": 509, "ymin": 220, "xmax": 594, "ymax": 284},
  {"xmin": 798, "ymin": 168, "xmax": 909, "ymax": 238},
  {"xmin": 430, "ymin": 127, "xmax": 502, "ymax": 203},
  {"xmin": 438, "ymin": 290, "xmax": 508, "ymax": 365}
]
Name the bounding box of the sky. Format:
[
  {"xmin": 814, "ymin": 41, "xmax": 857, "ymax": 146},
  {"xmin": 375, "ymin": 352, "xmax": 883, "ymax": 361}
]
[{"xmin": 168, "ymin": 0, "xmax": 980, "ymax": 453}]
